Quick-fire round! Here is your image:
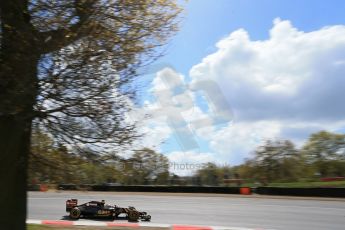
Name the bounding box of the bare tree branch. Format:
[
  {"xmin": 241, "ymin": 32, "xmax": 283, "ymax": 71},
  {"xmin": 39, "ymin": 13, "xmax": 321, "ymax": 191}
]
[{"xmin": 38, "ymin": 0, "xmax": 96, "ymax": 54}]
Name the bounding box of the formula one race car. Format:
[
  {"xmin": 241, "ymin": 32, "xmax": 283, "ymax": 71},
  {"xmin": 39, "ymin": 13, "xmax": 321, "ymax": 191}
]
[{"xmin": 66, "ymin": 199, "xmax": 151, "ymax": 222}]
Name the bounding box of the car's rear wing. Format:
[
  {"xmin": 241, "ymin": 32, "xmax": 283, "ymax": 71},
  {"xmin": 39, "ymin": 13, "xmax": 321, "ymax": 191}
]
[{"xmin": 66, "ymin": 199, "xmax": 78, "ymax": 212}]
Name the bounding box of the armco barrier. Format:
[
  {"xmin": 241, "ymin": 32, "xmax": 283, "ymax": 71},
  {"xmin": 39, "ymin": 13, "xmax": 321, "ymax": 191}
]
[
  {"xmin": 39, "ymin": 184, "xmax": 48, "ymax": 192},
  {"xmin": 240, "ymin": 187, "xmax": 251, "ymax": 195},
  {"xmin": 255, "ymin": 187, "xmax": 345, "ymax": 198},
  {"xmin": 28, "ymin": 184, "xmax": 41, "ymax": 191},
  {"xmin": 91, "ymin": 185, "xmax": 241, "ymax": 194},
  {"xmin": 27, "ymin": 184, "xmax": 48, "ymax": 191},
  {"xmin": 58, "ymin": 184, "xmax": 78, "ymax": 190}
]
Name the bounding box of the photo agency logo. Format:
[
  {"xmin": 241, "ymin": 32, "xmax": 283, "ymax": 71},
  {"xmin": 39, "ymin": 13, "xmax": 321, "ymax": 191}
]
[
  {"xmin": 169, "ymin": 162, "xmax": 232, "ymax": 171},
  {"xmin": 132, "ymin": 63, "xmax": 234, "ymax": 151}
]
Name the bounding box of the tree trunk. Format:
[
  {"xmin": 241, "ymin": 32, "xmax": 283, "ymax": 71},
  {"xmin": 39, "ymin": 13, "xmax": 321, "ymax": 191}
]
[
  {"xmin": 0, "ymin": 54, "xmax": 39, "ymax": 229},
  {"xmin": 0, "ymin": 57, "xmax": 38, "ymax": 229},
  {"xmin": 0, "ymin": 115, "xmax": 32, "ymax": 229},
  {"xmin": 0, "ymin": 15, "xmax": 39, "ymax": 228}
]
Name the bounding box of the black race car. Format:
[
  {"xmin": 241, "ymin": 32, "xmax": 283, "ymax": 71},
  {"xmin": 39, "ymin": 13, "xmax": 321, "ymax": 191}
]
[{"xmin": 66, "ymin": 199, "xmax": 151, "ymax": 222}]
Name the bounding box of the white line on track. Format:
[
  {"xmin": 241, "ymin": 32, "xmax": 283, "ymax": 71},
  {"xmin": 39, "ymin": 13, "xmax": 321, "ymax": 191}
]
[{"xmin": 26, "ymin": 219, "xmax": 275, "ymax": 230}]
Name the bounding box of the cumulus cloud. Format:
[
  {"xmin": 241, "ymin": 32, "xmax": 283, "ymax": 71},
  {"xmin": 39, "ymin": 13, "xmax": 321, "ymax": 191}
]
[
  {"xmin": 136, "ymin": 18, "xmax": 345, "ymax": 173},
  {"xmin": 166, "ymin": 150, "xmax": 222, "ymax": 176},
  {"xmin": 190, "ymin": 18, "xmax": 345, "ymax": 122}
]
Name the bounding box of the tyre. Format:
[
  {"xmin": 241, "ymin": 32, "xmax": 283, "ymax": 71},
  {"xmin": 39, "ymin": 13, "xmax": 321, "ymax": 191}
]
[
  {"xmin": 112, "ymin": 213, "xmax": 119, "ymax": 220},
  {"xmin": 143, "ymin": 215, "xmax": 151, "ymax": 221},
  {"xmin": 70, "ymin": 207, "xmax": 81, "ymax": 219},
  {"xmin": 128, "ymin": 210, "xmax": 139, "ymax": 222}
]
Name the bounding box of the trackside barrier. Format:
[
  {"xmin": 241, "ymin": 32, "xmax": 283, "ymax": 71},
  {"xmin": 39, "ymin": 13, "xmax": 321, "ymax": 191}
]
[
  {"xmin": 53, "ymin": 185, "xmax": 345, "ymax": 198},
  {"xmin": 91, "ymin": 185, "xmax": 242, "ymax": 194},
  {"xmin": 28, "ymin": 184, "xmax": 48, "ymax": 191},
  {"xmin": 255, "ymin": 187, "xmax": 345, "ymax": 198},
  {"xmin": 39, "ymin": 184, "xmax": 48, "ymax": 192},
  {"xmin": 58, "ymin": 184, "xmax": 78, "ymax": 190},
  {"xmin": 27, "ymin": 184, "xmax": 40, "ymax": 191},
  {"xmin": 240, "ymin": 187, "xmax": 251, "ymax": 195}
]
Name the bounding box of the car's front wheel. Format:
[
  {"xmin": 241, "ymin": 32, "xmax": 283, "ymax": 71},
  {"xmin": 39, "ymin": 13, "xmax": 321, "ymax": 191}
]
[
  {"xmin": 70, "ymin": 207, "xmax": 81, "ymax": 219},
  {"xmin": 143, "ymin": 214, "xmax": 151, "ymax": 221}
]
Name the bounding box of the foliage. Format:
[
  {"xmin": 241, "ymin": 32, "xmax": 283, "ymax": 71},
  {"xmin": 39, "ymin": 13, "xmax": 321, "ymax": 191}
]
[
  {"xmin": 194, "ymin": 162, "xmax": 234, "ymax": 186},
  {"xmin": 29, "ymin": 130, "xmax": 345, "ymax": 187},
  {"xmin": 234, "ymin": 132, "xmax": 345, "ymax": 184},
  {"xmin": 302, "ymin": 131, "xmax": 345, "ymax": 177},
  {"xmin": 29, "ymin": 130, "xmax": 171, "ymax": 185},
  {"xmin": 31, "ymin": 0, "xmax": 182, "ymax": 152},
  {"xmin": 253, "ymin": 140, "xmax": 302, "ymax": 183},
  {"xmin": 1, "ymin": 1, "xmax": 182, "ymax": 228},
  {"xmin": 120, "ymin": 148, "xmax": 170, "ymax": 185},
  {"xmin": 201, "ymin": 132, "xmax": 345, "ymax": 186}
]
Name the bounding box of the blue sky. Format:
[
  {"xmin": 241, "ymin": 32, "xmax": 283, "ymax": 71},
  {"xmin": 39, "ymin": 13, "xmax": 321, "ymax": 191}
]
[
  {"xmin": 162, "ymin": 0, "xmax": 345, "ymax": 74},
  {"xmin": 133, "ymin": 0, "xmax": 345, "ymax": 175}
]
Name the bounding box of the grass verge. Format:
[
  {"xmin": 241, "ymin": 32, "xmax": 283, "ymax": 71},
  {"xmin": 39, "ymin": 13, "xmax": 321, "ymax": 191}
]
[
  {"xmin": 267, "ymin": 180, "xmax": 345, "ymax": 188},
  {"xmin": 28, "ymin": 224, "xmax": 168, "ymax": 230},
  {"xmin": 240, "ymin": 180, "xmax": 345, "ymax": 188}
]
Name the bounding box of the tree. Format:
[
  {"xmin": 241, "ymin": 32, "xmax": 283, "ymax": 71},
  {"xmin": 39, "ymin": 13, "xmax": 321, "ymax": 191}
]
[
  {"xmin": 29, "ymin": 127, "xmax": 128, "ymax": 185},
  {"xmin": 251, "ymin": 140, "xmax": 302, "ymax": 183},
  {"xmin": 29, "ymin": 129, "xmax": 74, "ymax": 184},
  {"xmin": 0, "ymin": 1, "xmax": 181, "ymax": 228},
  {"xmin": 194, "ymin": 163, "xmax": 235, "ymax": 186},
  {"xmin": 122, "ymin": 148, "xmax": 170, "ymax": 185},
  {"xmin": 195, "ymin": 162, "xmax": 220, "ymax": 186},
  {"xmin": 302, "ymin": 131, "xmax": 345, "ymax": 177},
  {"xmin": 29, "ymin": 130, "xmax": 121, "ymax": 185},
  {"xmin": 234, "ymin": 159, "xmax": 256, "ymax": 182}
]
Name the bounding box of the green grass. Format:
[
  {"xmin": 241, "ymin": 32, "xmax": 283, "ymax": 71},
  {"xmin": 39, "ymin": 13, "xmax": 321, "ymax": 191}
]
[
  {"xmin": 267, "ymin": 180, "xmax": 345, "ymax": 188},
  {"xmin": 28, "ymin": 225, "xmax": 66, "ymax": 230},
  {"xmin": 28, "ymin": 224, "xmax": 167, "ymax": 230},
  {"xmin": 239, "ymin": 180, "xmax": 345, "ymax": 188},
  {"xmin": 27, "ymin": 224, "xmax": 124, "ymax": 230}
]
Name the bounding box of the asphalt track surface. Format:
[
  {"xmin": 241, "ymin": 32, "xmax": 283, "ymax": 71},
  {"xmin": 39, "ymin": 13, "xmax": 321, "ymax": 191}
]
[{"xmin": 28, "ymin": 191, "xmax": 345, "ymax": 230}]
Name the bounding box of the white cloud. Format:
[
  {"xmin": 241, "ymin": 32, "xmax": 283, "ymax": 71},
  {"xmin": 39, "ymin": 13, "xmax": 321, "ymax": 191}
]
[
  {"xmin": 187, "ymin": 18, "xmax": 345, "ymax": 165},
  {"xmin": 190, "ymin": 18, "xmax": 345, "ymax": 122},
  {"xmin": 135, "ymin": 19, "xmax": 345, "ymax": 173},
  {"xmin": 167, "ymin": 150, "xmax": 221, "ymax": 176},
  {"xmin": 209, "ymin": 121, "xmax": 281, "ymax": 162}
]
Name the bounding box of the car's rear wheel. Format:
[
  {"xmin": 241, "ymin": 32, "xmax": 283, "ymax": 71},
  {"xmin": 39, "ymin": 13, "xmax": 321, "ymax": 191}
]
[
  {"xmin": 112, "ymin": 213, "xmax": 119, "ymax": 220},
  {"xmin": 128, "ymin": 210, "xmax": 140, "ymax": 222},
  {"xmin": 70, "ymin": 207, "xmax": 81, "ymax": 219}
]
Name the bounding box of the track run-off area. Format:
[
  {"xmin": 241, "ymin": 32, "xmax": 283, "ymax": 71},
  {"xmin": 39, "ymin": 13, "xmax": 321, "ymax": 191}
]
[{"xmin": 28, "ymin": 191, "xmax": 345, "ymax": 230}]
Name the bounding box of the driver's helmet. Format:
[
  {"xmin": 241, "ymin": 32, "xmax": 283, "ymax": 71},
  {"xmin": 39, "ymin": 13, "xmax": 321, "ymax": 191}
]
[{"xmin": 101, "ymin": 200, "xmax": 105, "ymax": 205}]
